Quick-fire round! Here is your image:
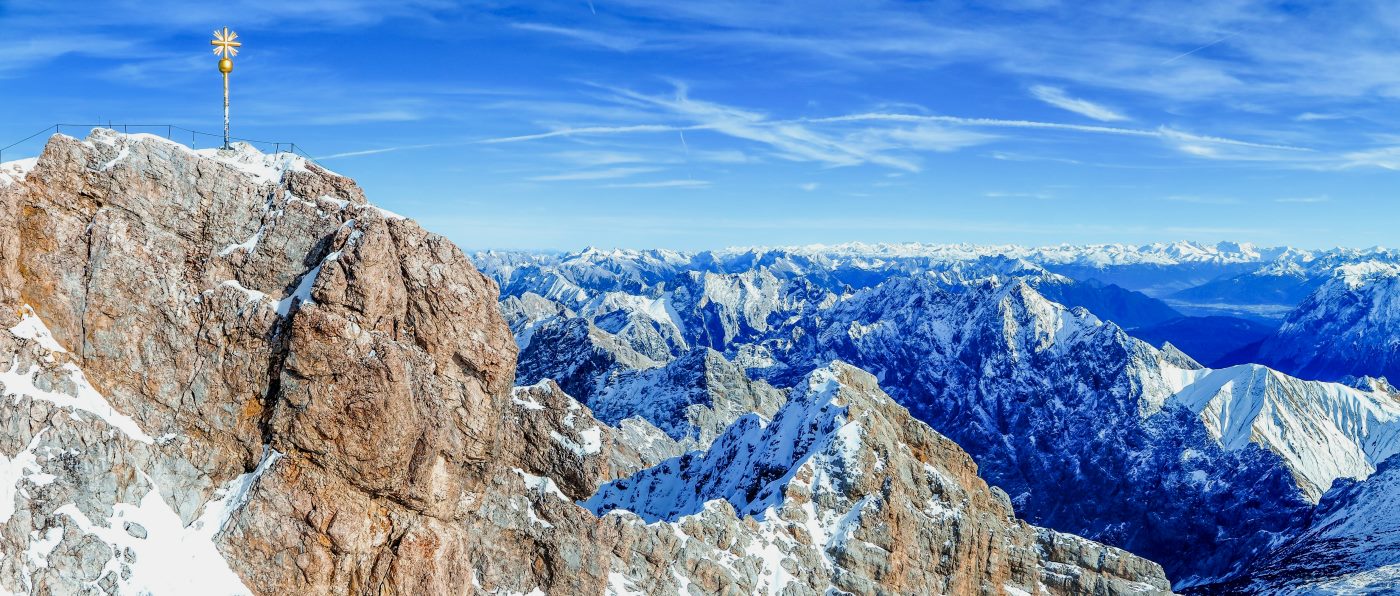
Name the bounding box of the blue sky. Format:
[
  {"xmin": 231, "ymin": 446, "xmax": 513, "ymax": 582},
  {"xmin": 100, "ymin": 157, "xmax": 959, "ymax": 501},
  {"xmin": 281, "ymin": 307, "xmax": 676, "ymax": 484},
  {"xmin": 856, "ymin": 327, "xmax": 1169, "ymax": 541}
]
[{"xmin": 2, "ymin": 1, "xmax": 1399, "ymax": 250}]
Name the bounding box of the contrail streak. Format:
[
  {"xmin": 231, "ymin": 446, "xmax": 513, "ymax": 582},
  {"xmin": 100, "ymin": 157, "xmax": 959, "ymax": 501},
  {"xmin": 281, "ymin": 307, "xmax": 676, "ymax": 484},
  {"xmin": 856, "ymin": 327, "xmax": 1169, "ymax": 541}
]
[{"xmin": 1162, "ymin": 33, "xmax": 1237, "ymax": 65}]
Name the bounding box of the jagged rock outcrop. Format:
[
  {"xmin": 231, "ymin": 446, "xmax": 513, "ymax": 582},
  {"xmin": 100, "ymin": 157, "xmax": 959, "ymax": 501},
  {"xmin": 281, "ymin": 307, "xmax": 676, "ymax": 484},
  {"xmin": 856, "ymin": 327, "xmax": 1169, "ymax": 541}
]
[
  {"xmin": 588, "ymin": 363, "xmax": 1172, "ymax": 595},
  {"xmin": 773, "ymin": 276, "xmax": 1322, "ymax": 586},
  {"xmin": 515, "ymin": 315, "xmax": 662, "ymax": 401},
  {"xmin": 513, "ymin": 304, "xmax": 788, "ymax": 456},
  {"xmin": 0, "ymin": 131, "xmax": 1177, "ymax": 595},
  {"xmin": 588, "ymin": 348, "xmax": 787, "ymax": 446},
  {"xmin": 499, "ymin": 291, "xmax": 573, "ymax": 350},
  {"xmin": 504, "ymin": 380, "xmax": 653, "ymax": 495}
]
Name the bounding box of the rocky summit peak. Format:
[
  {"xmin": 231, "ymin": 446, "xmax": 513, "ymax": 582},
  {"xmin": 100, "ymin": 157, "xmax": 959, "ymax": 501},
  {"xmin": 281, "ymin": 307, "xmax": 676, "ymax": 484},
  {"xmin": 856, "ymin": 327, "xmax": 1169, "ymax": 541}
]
[{"xmin": 0, "ymin": 131, "xmax": 1176, "ymax": 594}]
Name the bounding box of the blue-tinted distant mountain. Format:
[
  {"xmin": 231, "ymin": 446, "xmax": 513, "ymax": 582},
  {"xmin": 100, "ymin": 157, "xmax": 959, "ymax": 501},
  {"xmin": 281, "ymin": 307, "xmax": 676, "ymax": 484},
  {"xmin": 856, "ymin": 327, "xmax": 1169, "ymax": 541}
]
[
  {"xmin": 1166, "ymin": 247, "xmax": 1400, "ymax": 321},
  {"xmin": 1249, "ymin": 262, "xmax": 1400, "ymax": 383},
  {"xmin": 1129, "ymin": 316, "xmax": 1279, "ymax": 367},
  {"xmin": 1036, "ymin": 277, "xmax": 1184, "ymax": 329},
  {"xmin": 476, "ymin": 246, "xmax": 1193, "ymax": 330}
]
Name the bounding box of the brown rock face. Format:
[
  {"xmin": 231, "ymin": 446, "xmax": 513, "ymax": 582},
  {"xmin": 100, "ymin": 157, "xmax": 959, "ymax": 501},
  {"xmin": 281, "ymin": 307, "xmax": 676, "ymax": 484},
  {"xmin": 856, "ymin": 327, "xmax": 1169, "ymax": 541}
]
[
  {"xmin": 0, "ymin": 131, "xmax": 1172, "ymax": 595},
  {"xmin": 0, "ymin": 131, "xmax": 522, "ymax": 594}
]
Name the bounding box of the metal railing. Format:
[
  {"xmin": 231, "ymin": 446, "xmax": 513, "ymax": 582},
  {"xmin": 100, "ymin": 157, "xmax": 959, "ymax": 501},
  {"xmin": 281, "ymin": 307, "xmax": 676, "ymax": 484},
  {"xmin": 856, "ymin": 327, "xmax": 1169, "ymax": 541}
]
[{"xmin": 0, "ymin": 124, "xmax": 321, "ymax": 168}]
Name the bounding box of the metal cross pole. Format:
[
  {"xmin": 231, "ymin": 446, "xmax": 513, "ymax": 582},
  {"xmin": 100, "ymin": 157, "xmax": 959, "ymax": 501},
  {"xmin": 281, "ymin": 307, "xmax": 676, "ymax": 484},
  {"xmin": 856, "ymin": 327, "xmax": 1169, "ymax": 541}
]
[
  {"xmin": 210, "ymin": 28, "xmax": 241, "ymax": 150},
  {"xmin": 223, "ymin": 69, "xmax": 229, "ymax": 148}
]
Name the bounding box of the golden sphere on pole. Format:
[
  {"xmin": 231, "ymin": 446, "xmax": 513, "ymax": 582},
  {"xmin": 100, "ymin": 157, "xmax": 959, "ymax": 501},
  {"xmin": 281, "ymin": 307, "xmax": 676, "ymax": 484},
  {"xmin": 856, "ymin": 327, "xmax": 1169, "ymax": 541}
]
[{"xmin": 211, "ymin": 27, "xmax": 241, "ymax": 149}]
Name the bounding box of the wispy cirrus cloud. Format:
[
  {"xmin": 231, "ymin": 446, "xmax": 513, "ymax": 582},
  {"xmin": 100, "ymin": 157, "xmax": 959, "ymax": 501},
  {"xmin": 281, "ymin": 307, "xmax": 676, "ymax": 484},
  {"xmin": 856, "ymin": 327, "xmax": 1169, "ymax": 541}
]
[
  {"xmin": 307, "ymin": 110, "xmax": 425, "ymax": 125},
  {"xmin": 316, "ymin": 143, "xmax": 444, "ymax": 160},
  {"xmin": 605, "ymin": 179, "xmax": 710, "ymax": 188},
  {"xmin": 1295, "ymin": 112, "xmax": 1345, "ymax": 122},
  {"xmin": 810, "ymin": 112, "xmax": 1305, "ymax": 151},
  {"xmin": 530, "ymin": 167, "xmax": 659, "ymax": 181},
  {"xmin": 0, "ymin": 34, "xmax": 147, "ymax": 77},
  {"xmin": 511, "ymin": 22, "xmax": 645, "ymax": 52},
  {"xmin": 1029, "ymin": 85, "xmax": 1129, "ymax": 122},
  {"xmin": 480, "ymin": 124, "xmax": 696, "ymax": 144},
  {"xmin": 476, "ymin": 82, "xmax": 1325, "ymax": 173},
  {"xmin": 550, "ymin": 151, "xmax": 654, "ymax": 166},
  {"xmin": 481, "ymin": 85, "xmax": 996, "ymax": 172},
  {"xmin": 809, "ymin": 111, "xmax": 1311, "ymax": 164}
]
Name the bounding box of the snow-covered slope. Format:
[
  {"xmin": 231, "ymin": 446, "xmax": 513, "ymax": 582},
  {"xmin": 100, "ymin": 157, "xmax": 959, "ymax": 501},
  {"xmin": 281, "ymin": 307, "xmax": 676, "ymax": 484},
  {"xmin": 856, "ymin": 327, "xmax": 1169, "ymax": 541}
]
[
  {"xmin": 1251, "ymin": 261, "xmax": 1400, "ymax": 382},
  {"xmin": 1170, "ymin": 365, "xmax": 1400, "ymax": 500},
  {"xmin": 2, "ymin": 305, "xmax": 263, "ymax": 595},
  {"xmin": 586, "ymin": 363, "xmax": 1172, "ymax": 595}
]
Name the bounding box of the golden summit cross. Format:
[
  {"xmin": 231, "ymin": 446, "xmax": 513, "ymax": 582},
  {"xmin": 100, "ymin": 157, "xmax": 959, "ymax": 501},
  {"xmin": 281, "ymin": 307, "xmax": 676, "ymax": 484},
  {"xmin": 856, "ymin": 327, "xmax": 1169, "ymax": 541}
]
[{"xmin": 210, "ymin": 28, "xmax": 241, "ymax": 149}]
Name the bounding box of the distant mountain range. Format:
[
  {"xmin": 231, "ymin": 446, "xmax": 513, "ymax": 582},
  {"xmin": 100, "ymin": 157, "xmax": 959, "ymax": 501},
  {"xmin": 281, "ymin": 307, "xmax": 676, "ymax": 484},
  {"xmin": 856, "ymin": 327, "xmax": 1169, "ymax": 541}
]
[{"xmin": 476, "ymin": 241, "xmax": 1400, "ymax": 592}]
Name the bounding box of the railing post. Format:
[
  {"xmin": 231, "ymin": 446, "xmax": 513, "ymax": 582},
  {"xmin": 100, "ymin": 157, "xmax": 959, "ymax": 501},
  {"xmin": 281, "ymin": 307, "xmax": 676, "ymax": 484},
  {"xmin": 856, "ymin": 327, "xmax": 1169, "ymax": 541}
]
[{"xmin": 4, "ymin": 124, "xmax": 311, "ymax": 167}]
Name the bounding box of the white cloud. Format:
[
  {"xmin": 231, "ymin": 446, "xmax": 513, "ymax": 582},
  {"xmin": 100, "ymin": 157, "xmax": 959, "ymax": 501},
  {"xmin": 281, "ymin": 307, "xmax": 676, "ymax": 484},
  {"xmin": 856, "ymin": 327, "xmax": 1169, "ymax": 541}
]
[
  {"xmin": 530, "ymin": 167, "xmax": 658, "ymax": 181},
  {"xmin": 480, "ymin": 124, "xmax": 694, "ymax": 144},
  {"xmin": 551, "ymin": 151, "xmax": 652, "ymax": 166},
  {"xmin": 307, "ymin": 110, "xmax": 423, "ymax": 125},
  {"xmin": 812, "ymin": 112, "xmax": 1311, "ymax": 164},
  {"xmin": 481, "ymin": 85, "xmax": 1340, "ymax": 173},
  {"xmin": 1029, "ymin": 85, "xmax": 1129, "ymax": 121},
  {"xmin": 605, "ymin": 179, "xmax": 711, "ymax": 188},
  {"xmin": 799, "ymin": 182, "xmax": 819, "ymax": 191},
  {"xmin": 611, "ymin": 84, "xmax": 919, "ymax": 170},
  {"xmin": 1329, "ymin": 147, "xmax": 1400, "ymax": 170},
  {"xmin": 1295, "ymin": 112, "xmax": 1345, "ymax": 122},
  {"xmin": 316, "ymin": 143, "xmax": 442, "ymax": 160},
  {"xmin": 485, "ymin": 85, "xmax": 1000, "ymax": 172},
  {"xmin": 511, "ymin": 22, "xmax": 644, "ymax": 52}
]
